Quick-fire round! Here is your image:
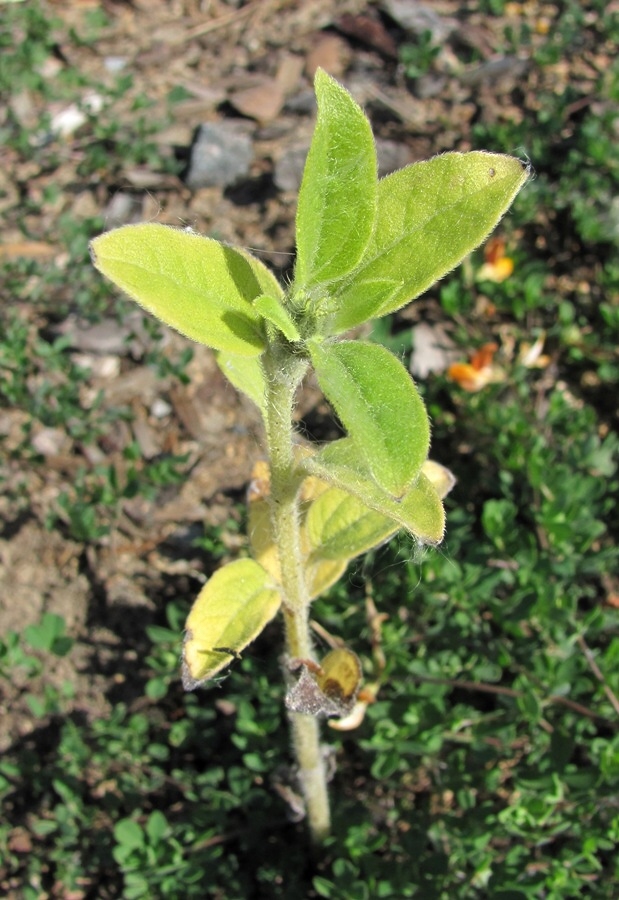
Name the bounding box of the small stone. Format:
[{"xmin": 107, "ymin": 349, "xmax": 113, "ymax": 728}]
[
  {"xmin": 104, "ymin": 192, "xmax": 139, "ymax": 227},
  {"xmin": 104, "ymin": 56, "xmax": 128, "ymax": 73},
  {"xmin": 283, "ymin": 89, "xmax": 316, "ymax": 115},
  {"xmin": 381, "ymin": 0, "xmax": 455, "ymax": 43},
  {"xmin": 229, "ymin": 81, "xmax": 285, "ymax": 123},
  {"xmin": 31, "ymin": 427, "xmax": 70, "ymax": 457},
  {"xmin": 376, "ymin": 138, "xmax": 413, "ymax": 177},
  {"xmin": 274, "ymin": 143, "xmax": 309, "ymax": 192},
  {"xmin": 150, "ymin": 397, "xmax": 173, "ymax": 419},
  {"xmin": 185, "ymin": 122, "xmax": 253, "ymax": 189}
]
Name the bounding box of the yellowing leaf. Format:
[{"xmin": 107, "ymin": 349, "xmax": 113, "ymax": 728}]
[
  {"xmin": 285, "ymin": 647, "xmax": 362, "ymax": 717},
  {"xmin": 247, "ymin": 492, "xmax": 281, "ymax": 583},
  {"xmin": 306, "ymin": 486, "xmax": 399, "ymax": 561},
  {"xmin": 247, "ymin": 458, "xmax": 347, "ymax": 599},
  {"xmin": 421, "ymin": 459, "xmax": 456, "ymax": 499},
  {"xmin": 307, "ymin": 558, "xmax": 348, "ymax": 598},
  {"xmin": 316, "ymin": 648, "xmax": 362, "ymax": 706},
  {"xmin": 182, "ymin": 559, "xmax": 281, "ymax": 689},
  {"xmin": 305, "ymin": 461, "xmax": 455, "ymax": 563}
]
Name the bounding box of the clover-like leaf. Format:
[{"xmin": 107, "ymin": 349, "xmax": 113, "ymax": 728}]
[
  {"xmin": 182, "ymin": 559, "xmax": 281, "ymax": 689},
  {"xmin": 294, "ymin": 69, "xmax": 377, "ymax": 290},
  {"xmin": 310, "ymin": 340, "xmax": 430, "ymax": 498},
  {"xmin": 91, "ymin": 223, "xmax": 283, "ymax": 356}
]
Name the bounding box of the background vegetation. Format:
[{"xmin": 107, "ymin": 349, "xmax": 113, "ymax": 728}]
[{"xmin": 1, "ymin": 1, "xmax": 617, "ymax": 898}]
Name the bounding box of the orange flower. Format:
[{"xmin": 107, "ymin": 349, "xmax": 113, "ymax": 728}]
[
  {"xmin": 448, "ymin": 342, "xmax": 501, "ymax": 391},
  {"xmin": 477, "ymin": 236, "xmax": 514, "ymax": 283}
]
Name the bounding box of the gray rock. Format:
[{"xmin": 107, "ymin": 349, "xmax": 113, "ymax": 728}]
[
  {"xmin": 103, "ymin": 191, "xmax": 139, "ymax": 227},
  {"xmin": 381, "ymin": 0, "xmax": 456, "ymax": 43},
  {"xmin": 274, "ymin": 143, "xmax": 309, "ymax": 192},
  {"xmin": 459, "ymin": 56, "xmax": 529, "ymax": 86},
  {"xmin": 415, "ymin": 73, "xmax": 448, "ymax": 99},
  {"xmin": 376, "ymin": 138, "xmax": 413, "ymax": 177},
  {"xmin": 283, "ymin": 89, "xmax": 317, "ymax": 115},
  {"xmin": 185, "ymin": 121, "xmax": 253, "ymax": 189}
]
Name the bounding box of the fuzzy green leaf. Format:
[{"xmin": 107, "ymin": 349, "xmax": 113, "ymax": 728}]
[
  {"xmin": 182, "ymin": 559, "xmax": 281, "ymax": 689},
  {"xmin": 301, "ymin": 439, "xmax": 445, "ymax": 544},
  {"xmin": 328, "ymin": 152, "xmax": 530, "ymax": 333},
  {"xmin": 215, "ymin": 350, "xmax": 267, "ymax": 415},
  {"xmin": 91, "ymin": 224, "xmax": 284, "ymax": 356},
  {"xmin": 310, "ymin": 340, "xmax": 430, "ymax": 498},
  {"xmin": 253, "ymin": 294, "xmax": 301, "ymax": 342},
  {"xmin": 306, "ymin": 486, "xmax": 399, "ymax": 561},
  {"xmin": 307, "ymin": 456, "xmax": 455, "ymax": 563},
  {"xmin": 294, "ymin": 69, "xmax": 377, "ymax": 289}
]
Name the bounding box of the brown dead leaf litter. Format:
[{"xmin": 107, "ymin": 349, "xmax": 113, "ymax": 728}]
[{"xmin": 0, "ymin": 0, "xmax": 609, "ymax": 748}]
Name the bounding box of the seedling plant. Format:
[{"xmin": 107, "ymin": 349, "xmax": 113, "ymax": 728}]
[{"xmin": 91, "ymin": 70, "xmax": 529, "ymax": 842}]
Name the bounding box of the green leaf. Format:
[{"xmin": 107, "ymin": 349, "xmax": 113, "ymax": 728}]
[
  {"xmin": 145, "ymin": 811, "xmax": 168, "ymax": 844},
  {"xmin": 310, "ymin": 340, "xmax": 430, "ymax": 497},
  {"xmin": 306, "ymin": 485, "xmax": 399, "ymax": 561},
  {"xmin": 215, "ymin": 350, "xmax": 267, "ymax": 415},
  {"xmin": 301, "ymin": 439, "xmax": 445, "ymax": 544},
  {"xmin": 114, "ymin": 819, "xmax": 144, "ymax": 850},
  {"xmin": 90, "ymin": 223, "xmax": 284, "ymax": 356},
  {"xmin": 253, "ymin": 294, "xmax": 301, "ymax": 342},
  {"xmin": 294, "ymin": 69, "xmax": 377, "ymax": 289},
  {"xmin": 328, "ymin": 152, "xmax": 530, "ymax": 332},
  {"xmin": 24, "ymin": 613, "xmax": 67, "ymax": 653},
  {"xmin": 306, "ymin": 457, "xmax": 454, "ymax": 562},
  {"xmin": 182, "ymin": 559, "xmax": 281, "ymax": 689}
]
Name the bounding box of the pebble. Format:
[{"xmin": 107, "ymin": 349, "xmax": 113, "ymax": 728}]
[
  {"xmin": 381, "ymin": 0, "xmax": 455, "ymax": 43},
  {"xmin": 274, "ymin": 143, "xmax": 309, "ymax": 192},
  {"xmin": 185, "ymin": 122, "xmax": 253, "ymax": 189}
]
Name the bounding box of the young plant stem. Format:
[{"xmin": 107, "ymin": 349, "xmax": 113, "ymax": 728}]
[{"xmin": 263, "ymin": 344, "xmax": 331, "ymax": 843}]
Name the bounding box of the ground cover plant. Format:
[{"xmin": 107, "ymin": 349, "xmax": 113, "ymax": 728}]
[{"xmin": 1, "ymin": 1, "xmax": 618, "ymax": 898}]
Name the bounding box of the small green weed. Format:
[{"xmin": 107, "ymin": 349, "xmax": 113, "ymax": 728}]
[
  {"xmin": 399, "ymin": 31, "xmax": 442, "ymax": 80},
  {"xmin": 0, "ymin": 613, "xmax": 75, "ymax": 719}
]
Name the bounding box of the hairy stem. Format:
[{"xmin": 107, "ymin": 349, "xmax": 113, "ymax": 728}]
[{"xmin": 263, "ymin": 346, "xmax": 331, "ymax": 842}]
